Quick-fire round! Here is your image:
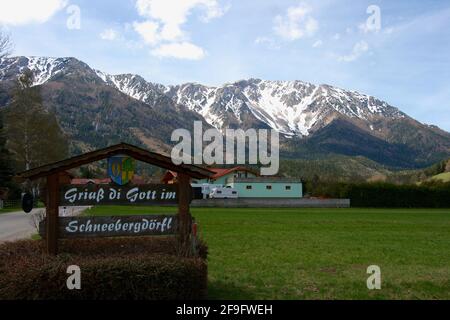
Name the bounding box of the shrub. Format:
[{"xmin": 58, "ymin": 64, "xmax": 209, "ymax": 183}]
[
  {"xmin": 0, "ymin": 237, "xmax": 208, "ymax": 300},
  {"xmin": 312, "ymin": 181, "xmax": 450, "ymax": 208}
]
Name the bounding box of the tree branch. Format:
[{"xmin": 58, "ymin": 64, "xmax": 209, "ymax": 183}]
[{"xmin": 0, "ymin": 30, "xmax": 13, "ymax": 59}]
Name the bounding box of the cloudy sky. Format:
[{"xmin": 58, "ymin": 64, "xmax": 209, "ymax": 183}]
[{"xmin": 1, "ymin": 0, "xmax": 449, "ymax": 130}]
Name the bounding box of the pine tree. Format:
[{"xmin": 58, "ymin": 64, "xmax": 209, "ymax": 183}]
[
  {"xmin": 4, "ymin": 70, "xmax": 68, "ymax": 172},
  {"xmin": 0, "ymin": 111, "xmax": 14, "ymax": 184},
  {"xmin": 0, "ymin": 111, "xmax": 21, "ymax": 199}
]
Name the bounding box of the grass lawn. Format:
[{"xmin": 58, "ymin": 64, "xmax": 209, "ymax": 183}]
[
  {"xmin": 0, "ymin": 208, "xmax": 21, "ymax": 214},
  {"xmin": 84, "ymin": 206, "xmax": 450, "ymax": 300},
  {"xmin": 0, "ymin": 201, "xmax": 44, "ymax": 215}
]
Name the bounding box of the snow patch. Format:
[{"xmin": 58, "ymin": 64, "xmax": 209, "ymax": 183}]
[{"xmin": 23, "ymin": 57, "xmax": 66, "ymax": 86}]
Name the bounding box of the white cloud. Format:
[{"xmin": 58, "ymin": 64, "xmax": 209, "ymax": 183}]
[
  {"xmin": 133, "ymin": 21, "xmax": 160, "ymax": 45},
  {"xmin": 133, "ymin": 0, "xmax": 228, "ymax": 59},
  {"xmin": 100, "ymin": 29, "xmax": 119, "ymax": 41},
  {"xmin": 0, "ymin": 0, "xmax": 67, "ymax": 25},
  {"xmin": 200, "ymin": 1, "xmax": 230, "ymax": 22},
  {"xmin": 151, "ymin": 42, "xmax": 206, "ymax": 60},
  {"xmin": 338, "ymin": 40, "xmax": 369, "ymax": 62},
  {"xmin": 135, "ymin": 0, "xmax": 228, "ymax": 26},
  {"xmin": 333, "ymin": 33, "xmax": 341, "ymax": 40},
  {"xmin": 312, "ymin": 39, "xmax": 323, "ymax": 48},
  {"xmin": 273, "ymin": 3, "xmax": 318, "ymax": 41}
]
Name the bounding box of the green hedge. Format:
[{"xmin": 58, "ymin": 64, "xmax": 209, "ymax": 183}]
[
  {"xmin": 313, "ymin": 182, "xmax": 450, "ymax": 208},
  {"xmin": 0, "ymin": 237, "xmax": 208, "ymax": 300}
]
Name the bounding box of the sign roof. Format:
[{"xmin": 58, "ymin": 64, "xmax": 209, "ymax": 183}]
[{"xmin": 15, "ymin": 143, "xmax": 214, "ymax": 181}]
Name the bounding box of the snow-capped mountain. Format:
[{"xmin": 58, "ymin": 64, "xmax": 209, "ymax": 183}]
[
  {"xmin": 0, "ymin": 56, "xmax": 407, "ymax": 137},
  {"xmin": 91, "ymin": 73, "xmax": 409, "ymax": 138},
  {"xmin": 1, "ymin": 56, "xmax": 450, "ymax": 168},
  {"xmin": 0, "ymin": 56, "xmax": 70, "ymax": 86},
  {"xmin": 164, "ymin": 79, "xmax": 407, "ymax": 137},
  {"xmin": 94, "ymin": 70, "xmax": 168, "ymax": 106}
]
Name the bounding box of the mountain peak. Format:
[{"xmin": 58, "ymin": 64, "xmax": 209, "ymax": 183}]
[
  {"xmin": 0, "ymin": 55, "xmax": 426, "ymax": 137},
  {"xmin": 0, "ymin": 56, "xmax": 97, "ymax": 85},
  {"xmin": 94, "ymin": 70, "xmax": 168, "ymax": 104}
]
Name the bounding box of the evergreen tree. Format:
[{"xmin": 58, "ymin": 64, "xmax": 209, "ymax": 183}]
[
  {"xmin": 0, "ymin": 111, "xmax": 14, "ymax": 185},
  {"xmin": 4, "ymin": 70, "xmax": 68, "ymax": 172},
  {"xmin": 0, "ymin": 30, "xmax": 18, "ymax": 199},
  {"xmin": 0, "ymin": 111, "xmax": 21, "ymax": 199}
]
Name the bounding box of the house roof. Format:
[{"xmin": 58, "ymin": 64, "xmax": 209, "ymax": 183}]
[
  {"xmin": 231, "ymin": 177, "xmax": 303, "ymax": 183},
  {"xmin": 15, "ymin": 143, "xmax": 215, "ymax": 182},
  {"xmin": 209, "ymin": 166, "xmax": 258, "ymax": 179},
  {"xmin": 161, "ymin": 170, "xmax": 178, "ymax": 182},
  {"xmin": 162, "ymin": 166, "xmax": 258, "ymax": 182}
]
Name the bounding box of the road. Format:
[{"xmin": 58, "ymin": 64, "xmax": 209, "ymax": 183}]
[{"xmin": 0, "ymin": 207, "xmax": 88, "ymax": 243}]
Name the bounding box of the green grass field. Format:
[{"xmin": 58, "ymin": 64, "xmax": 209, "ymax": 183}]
[
  {"xmin": 0, "ymin": 208, "xmax": 20, "ymax": 214},
  {"xmin": 84, "ymin": 206, "xmax": 450, "ymax": 300}
]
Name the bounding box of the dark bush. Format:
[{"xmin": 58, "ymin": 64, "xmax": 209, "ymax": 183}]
[
  {"xmin": 312, "ymin": 181, "xmax": 450, "ymax": 208},
  {"xmin": 0, "ymin": 237, "xmax": 208, "ymax": 300}
]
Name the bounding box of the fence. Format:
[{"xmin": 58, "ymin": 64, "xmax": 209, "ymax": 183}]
[{"xmin": 192, "ymin": 198, "xmax": 350, "ymax": 208}]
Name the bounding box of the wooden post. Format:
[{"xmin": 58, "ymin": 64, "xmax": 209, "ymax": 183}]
[
  {"xmin": 46, "ymin": 173, "xmax": 60, "ymax": 255},
  {"xmin": 177, "ymin": 173, "xmax": 192, "ymax": 255}
]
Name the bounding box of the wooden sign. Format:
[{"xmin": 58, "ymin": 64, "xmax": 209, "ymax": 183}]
[
  {"xmin": 14, "ymin": 144, "xmax": 211, "ymax": 255},
  {"xmin": 39, "ymin": 215, "xmax": 178, "ymax": 239},
  {"xmin": 60, "ymin": 184, "xmax": 180, "ymax": 206}
]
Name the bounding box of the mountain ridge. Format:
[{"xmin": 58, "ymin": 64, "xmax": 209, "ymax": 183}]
[{"xmin": 1, "ymin": 55, "xmax": 450, "ymax": 170}]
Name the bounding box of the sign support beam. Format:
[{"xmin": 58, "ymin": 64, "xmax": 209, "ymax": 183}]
[
  {"xmin": 46, "ymin": 173, "xmax": 59, "ymax": 255},
  {"xmin": 177, "ymin": 173, "xmax": 192, "ymax": 255}
]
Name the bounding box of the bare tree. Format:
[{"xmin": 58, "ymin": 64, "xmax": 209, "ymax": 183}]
[{"xmin": 0, "ymin": 30, "xmax": 12, "ymax": 59}]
